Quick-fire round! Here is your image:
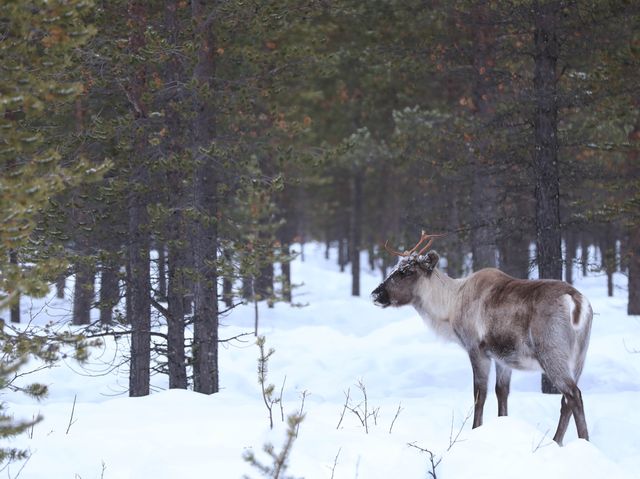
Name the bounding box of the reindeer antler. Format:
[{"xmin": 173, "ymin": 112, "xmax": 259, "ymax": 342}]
[{"xmin": 384, "ymin": 230, "xmax": 446, "ymax": 257}]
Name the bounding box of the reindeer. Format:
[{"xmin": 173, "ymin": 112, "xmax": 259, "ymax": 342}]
[{"xmin": 371, "ymin": 232, "xmax": 592, "ymax": 445}]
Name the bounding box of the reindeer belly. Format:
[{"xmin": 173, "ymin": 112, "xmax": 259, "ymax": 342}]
[{"xmin": 482, "ymin": 334, "xmax": 542, "ymax": 371}]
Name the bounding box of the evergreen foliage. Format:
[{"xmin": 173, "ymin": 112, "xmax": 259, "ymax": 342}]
[{"xmin": 1, "ymin": 0, "xmax": 639, "ymax": 405}]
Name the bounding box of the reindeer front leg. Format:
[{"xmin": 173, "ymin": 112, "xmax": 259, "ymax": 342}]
[
  {"xmin": 495, "ymin": 362, "xmax": 512, "ymax": 417},
  {"xmin": 469, "ymin": 350, "xmax": 491, "ymax": 428}
]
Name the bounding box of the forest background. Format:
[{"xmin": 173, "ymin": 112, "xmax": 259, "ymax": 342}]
[{"xmin": 1, "ymin": 0, "xmax": 639, "ymax": 454}]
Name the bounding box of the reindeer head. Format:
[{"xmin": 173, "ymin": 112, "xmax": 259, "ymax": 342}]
[{"xmin": 371, "ymin": 231, "xmax": 443, "ymax": 308}]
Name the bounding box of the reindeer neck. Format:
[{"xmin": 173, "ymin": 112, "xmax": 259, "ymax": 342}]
[{"xmin": 412, "ymin": 268, "xmax": 461, "ymax": 323}]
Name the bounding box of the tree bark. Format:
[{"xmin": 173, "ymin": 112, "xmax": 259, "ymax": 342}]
[
  {"xmin": 127, "ymin": 0, "xmax": 151, "ymax": 398},
  {"xmin": 468, "ymin": 4, "xmax": 498, "ymax": 271},
  {"xmin": 338, "ymin": 236, "xmax": 347, "ymax": 272},
  {"xmin": 601, "ymin": 230, "xmax": 616, "ymax": 297},
  {"xmin": 156, "ymin": 242, "xmax": 167, "ymax": 301},
  {"xmin": 167, "ymin": 232, "xmax": 188, "ymax": 390},
  {"xmin": 127, "ymin": 196, "xmax": 151, "ymax": 397},
  {"xmin": 72, "ymin": 258, "xmax": 94, "ymax": 325},
  {"xmin": 629, "ymin": 230, "xmax": 640, "ymax": 315},
  {"xmin": 254, "ymin": 255, "xmax": 274, "ymax": 304},
  {"xmin": 532, "ymin": 1, "xmax": 562, "ymax": 394},
  {"xmin": 99, "ymin": 258, "xmax": 120, "ymax": 325},
  {"xmin": 55, "ymin": 274, "xmax": 66, "ymax": 299},
  {"xmin": 162, "ymin": 0, "xmax": 188, "ymax": 389},
  {"xmin": 191, "ymin": 0, "xmax": 219, "ymax": 395},
  {"xmin": 498, "ymin": 195, "xmax": 530, "ymax": 280},
  {"xmin": 281, "ymin": 242, "xmax": 292, "ymax": 303},
  {"xmin": 626, "ymin": 106, "xmax": 640, "ymax": 314},
  {"xmin": 350, "ymin": 168, "xmax": 364, "ymax": 296},
  {"xmin": 580, "ymin": 235, "xmax": 590, "ymax": 276},
  {"xmin": 565, "ymin": 229, "xmax": 577, "ymax": 285},
  {"xmin": 533, "ymin": 1, "xmax": 563, "ymax": 282},
  {"xmin": 9, "ymin": 250, "xmax": 20, "ymax": 323}
]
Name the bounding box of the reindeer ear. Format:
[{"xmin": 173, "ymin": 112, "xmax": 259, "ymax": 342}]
[{"xmin": 420, "ymin": 251, "xmax": 440, "ymax": 272}]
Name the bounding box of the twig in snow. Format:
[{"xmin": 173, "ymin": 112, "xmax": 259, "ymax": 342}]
[
  {"xmin": 407, "ymin": 442, "xmax": 441, "ymax": 479},
  {"xmin": 389, "ymin": 402, "xmax": 403, "ymax": 434},
  {"xmin": 329, "ymin": 448, "xmax": 341, "ymax": 479},
  {"xmin": 66, "ymin": 394, "xmax": 77, "ymax": 435},
  {"xmin": 532, "ymin": 429, "xmax": 552, "ymax": 453},
  {"xmin": 447, "ymin": 406, "xmax": 473, "ymax": 451},
  {"xmin": 336, "ymin": 388, "xmax": 350, "ymax": 430},
  {"xmin": 295, "ymin": 390, "xmax": 309, "ymax": 437}
]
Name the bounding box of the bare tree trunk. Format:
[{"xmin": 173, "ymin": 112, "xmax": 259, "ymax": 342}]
[
  {"xmin": 222, "ymin": 249, "xmax": 234, "ymax": 308},
  {"xmin": 498, "ymin": 235, "xmax": 530, "ymax": 280},
  {"xmin": 127, "ymin": 195, "xmax": 151, "ymax": 397},
  {"xmin": 99, "ymin": 258, "xmax": 120, "ymax": 325},
  {"xmin": 468, "ymin": 4, "xmax": 498, "ymax": 271},
  {"xmin": 191, "ymin": 0, "xmax": 219, "ymax": 395},
  {"xmin": 156, "ymin": 242, "xmax": 167, "ymax": 300},
  {"xmin": 580, "ymin": 235, "xmax": 590, "ymax": 276},
  {"xmin": 73, "ymin": 258, "xmax": 94, "ymax": 325},
  {"xmin": 160, "ymin": 0, "xmax": 188, "ymax": 389},
  {"xmin": 601, "ymin": 229, "xmax": 616, "ymax": 297},
  {"xmin": 626, "ymin": 105, "xmax": 640, "ymax": 314},
  {"xmin": 254, "ymin": 255, "xmax": 274, "ymax": 305},
  {"xmin": 338, "ymin": 236, "xmax": 346, "ymax": 272},
  {"xmin": 55, "ymin": 274, "xmax": 66, "ymax": 299},
  {"xmin": 498, "ymin": 196, "xmax": 530, "ymax": 280},
  {"xmin": 629, "ymin": 229, "xmax": 640, "ymax": 315},
  {"xmin": 532, "ymin": 1, "xmax": 562, "ymax": 394},
  {"xmin": 446, "ymin": 197, "xmax": 465, "ymax": 278},
  {"xmin": 167, "ymin": 235, "xmax": 188, "ymax": 389},
  {"xmin": 281, "ymin": 242, "xmax": 292, "ymax": 303},
  {"xmin": 127, "ymin": 0, "xmax": 151, "ymax": 398},
  {"xmin": 9, "ymin": 250, "xmax": 20, "ymax": 323},
  {"xmin": 565, "ymin": 229, "xmax": 577, "ymax": 285},
  {"xmin": 350, "ymin": 168, "xmax": 364, "ymax": 296}
]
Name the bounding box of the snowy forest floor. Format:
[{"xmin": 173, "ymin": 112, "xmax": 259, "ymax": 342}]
[{"xmin": 3, "ymin": 244, "xmax": 640, "ymax": 479}]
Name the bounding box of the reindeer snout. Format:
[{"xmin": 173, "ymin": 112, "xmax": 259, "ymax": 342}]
[{"xmin": 371, "ymin": 284, "xmax": 390, "ymax": 307}]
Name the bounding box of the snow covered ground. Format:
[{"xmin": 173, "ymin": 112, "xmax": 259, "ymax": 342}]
[{"xmin": 3, "ymin": 244, "xmax": 640, "ymax": 479}]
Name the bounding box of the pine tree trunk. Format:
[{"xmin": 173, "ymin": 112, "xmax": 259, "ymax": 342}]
[
  {"xmin": 498, "ymin": 235, "xmax": 530, "ymax": 280},
  {"xmin": 99, "ymin": 258, "xmax": 120, "ymax": 325},
  {"xmin": 55, "ymin": 274, "xmax": 66, "ymax": 299},
  {"xmin": 72, "ymin": 258, "xmax": 94, "ymax": 325},
  {"xmin": 222, "ymin": 249, "xmax": 234, "ymax": 308},
  {"xmin": 468, "ymin": 4, "xmax": 498, "ymax": 271},
  {"xmin": 167, "ymin": 233, "xmax": 187, "ymax": 390},
  {"xmin": 127, "ymin": 194, "xmax": 151, "ymax": 397},
  {"xmin": 446, "ymin": 197, "xmax": 465, "ymax": 279},
  {"xmin": 498, "ymin": 196, "xmax": 529, "ymax": 280},
  {"xmin": 157, "ymin": 242, "xmax": 167, "ymax": 301},
  {"xmin": 350, "ymin": 168, "xmax": 364, "ymax": 296},
  {"xmin": 626, "ymin": 108, "xmax": 640, "ymax": 314},
  {"xmin": 255, "ymin": 258, "xmax": 274, "ymax": 304},
  {"xmin": 601, "ymin": 230, "xmax": 616, "ymax": 297},
  {"xmin": 191, "ymin": 0, "xmax": 219, "ymax": 395},
  {"xmin": 565, "ymin": 229, "xmax": 577, "ymax": 285},
  {"xmin": 338, "ymin": 237, "xmax": 346, "ymax": 272},
  {"xmin": 161, "ymin": 0, "xmax": 188, "ymax": 389},
  {"xmin": 9, "ymin": 250, "xmax": 20, "ymax": 323},
  {"xmin": 533, "ymin": 1, "xmax": 562, "ymax": 394},
  {"xmin": 580, "ymin": 236, "xmax": 590, "ymax": 276},
  {"xmin": 281, "ymin": 242, "xmax": 292, "ymax": 303},
  {"xmin": 367, "ymin": 241, "xmax": 375, "ymax": 272},
  {"xmin": 127, "ymin": 0, "xmax": 151, "ymax": 398},
  {"xmin": 628, "ymin": 228, "xmax": 640, "ymax": 315}
]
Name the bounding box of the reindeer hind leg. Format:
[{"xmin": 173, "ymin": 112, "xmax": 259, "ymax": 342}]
[{"xmin": 495, "ymin": 362, "xmax": 511, "ymax": 417}]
